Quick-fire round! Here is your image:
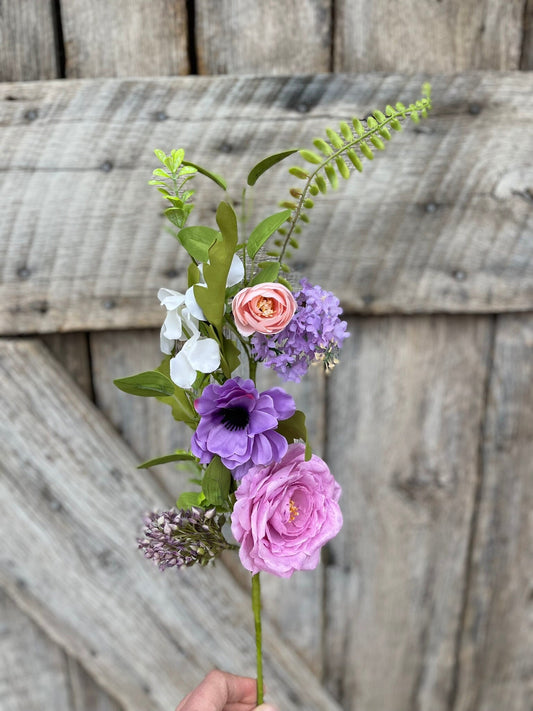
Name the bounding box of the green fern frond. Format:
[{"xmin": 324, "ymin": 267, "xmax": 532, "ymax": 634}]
[{"xmin": 276, "ymin": 84, "xmax": 432, "ymax": 264}]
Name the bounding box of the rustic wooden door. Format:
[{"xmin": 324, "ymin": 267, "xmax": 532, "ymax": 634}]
[{"xmin": 1, "ymin": 2, "xmax": 532, "ymax": 710}]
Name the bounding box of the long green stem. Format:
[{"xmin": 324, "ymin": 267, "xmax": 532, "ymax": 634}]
[{"xmin": 252, "ymin": 573, "xmax": 264, "ymax": 705}]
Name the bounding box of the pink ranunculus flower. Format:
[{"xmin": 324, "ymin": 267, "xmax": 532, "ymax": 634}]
[
  {"xmin": 231, "ymin": 282, "xmax": 297, "ymax": 337},
  {"xmin": 231, "ymin": 443, "xmax": 343, "ymax": 577}
]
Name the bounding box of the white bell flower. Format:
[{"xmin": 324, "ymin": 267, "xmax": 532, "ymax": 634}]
[
  {"xmin": 157, "ymin": 288, "xmax": 198, "ymax": 355},
  {"xmin": 169, "ymin": 332, "xmax": 221, "ymax": 389}
]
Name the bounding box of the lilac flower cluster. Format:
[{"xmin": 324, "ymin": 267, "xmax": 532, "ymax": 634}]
[
  {"xmin": 251, "ymin": 279, "xmax": 349, "ymax": 382},
  {"xmin": 138, "ymin": 507, "xmax": 232, "ymax": 570}
]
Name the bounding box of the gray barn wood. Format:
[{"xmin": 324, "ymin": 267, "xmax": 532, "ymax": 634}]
[
  {"xmin": 1, "ymin": 73, "xmax": 532, "ymax": 336},
  {"xmin": 334, "ymin": 0, "xmax": 524, "ymax": 72},
  {"xmin": 324, "ymin": 315, "xmax": 492, "ymax": 710},
  {"xmin": 60, "ymin": 0, "xmax": 189, "ymax": 78}
]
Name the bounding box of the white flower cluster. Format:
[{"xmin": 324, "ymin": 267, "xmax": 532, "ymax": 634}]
[{"xmin": 158, "ymin": 255, "xmax": 244, "ymax": 388}]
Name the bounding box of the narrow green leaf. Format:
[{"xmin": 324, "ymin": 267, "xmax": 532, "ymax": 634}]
[
  {"xmin": 177, "ymin": 226, "xmax": 220, "ymax": 263},
  {"xmin": 137, "ymin": 452, "xmax": 198, "ymax": 469},
  {"xmin": 335, "ymin": 157, "xmax": 350, "ymax": 179},
  {"xmin": 313, "ymin": 138, "xmax": 333, "ymax": 156},
  {"xmin": 182, "ymin": 160, "xmax": 227, "ymax": 190},
  {"xmin": 278, "ymin": 276, "xmax": 292, "ymax": 290},
  {"xmin": 370, "ymin": 135, "xmax": 385, "ymax": 150},
  {"xmin": 247, "ymin": 149, "xmax": 300, "ymax": 187},
  {"xmin": 360, "ymin": 142, "xmax": 374, "ymax": 160},
  {"xmin": 153, "ymin": 168, "xmax": 170, "ymax": 178},
  {"xmin": 352, "ymin": 118, "xmax": 365, "ymax": 136},
  {"xmin": 114, "ymin": 371, "xmax": 175, "ymax": 398},
  {"xmin": 347, "ymin": 149, "xmax": 363, "ymax": 172},
  {"xmin": 390, "ymin": 118, "xmax": 403, "ymax": 131},
  {"xmin": 326, "ymin": 128, "xmax": 344, "ymax": 149},
  {"xmin": 367, "ymin": 116, "xmax": 378, "ymax": 130},
  {"xmin": 247, "ymin": 210, "xmax": 291, "ymax": 258},
  {"xmin": 374, "ymin": 110, "xmax": 386, "ymax": 122},
  {"xmin": 250, "ymin": 261, "xmax": 280, "ymax": 285},
  {"xmin": 299, "ymin": 149, "xmax": 323, "ymax": 165},
  {"xmin": 194, "ymin": 202, "xmax": 238, "ymax": 336},
  {"xmin": 288, "ymin": 166, "xmax": 310, "ymax": 180},
  {"xmin": 325, "ymin": 164, "xmax": 338, "ymax": 189},
  {"xmin": 202, "ymin": 456, "xmax": 231, "ymax": 507},
  {"xmin": 315, "ymin": 175, "xmax": 327, "ymax": 194},
  {"xmin": 340, "ymin": 121, "xmax": 353, "ymax": 141}
]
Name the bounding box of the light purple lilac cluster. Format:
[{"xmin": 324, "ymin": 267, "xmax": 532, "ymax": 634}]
[
  {"xmin": 138, "ymin": 507, "xmax": 231, "ymax": 570},
  {"xmin": 251, "ymin": 279, "xmax": 349, "ymax": 382}
]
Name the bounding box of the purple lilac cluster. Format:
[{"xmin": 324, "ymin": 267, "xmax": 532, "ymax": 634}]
[
  {"xmin": 251, "ymin": 279, "xmax": 349, "ymax": 382},
  {"xmin": 138, "ymin": 508, "xmax": 231, "ymax": 570}
]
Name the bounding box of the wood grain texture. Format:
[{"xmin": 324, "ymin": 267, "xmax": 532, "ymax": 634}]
[
  {"xmin": 0, "ymin": 339, "xmax": 342, "ymax": 711},
  {"xmin": 0, "ymin": 0, "xmax": 58, "ymax": 81},
  {"xmin": 453, "ymin": 314, "xmax": 533, "ymax": 711},
  {"xmin": 60, "ymin": 0, "xmax": 189, "ymax": 77},
  {"xmin": 42, "ymin": 332, "xmax": 93, "ymax": 399},
  {"xmin": 323, "ymin": 315, "xmax": 492, "ymax": 710},
  {"xmin": 1, "ymin": 73, "xmax": 532, "ymax": 335},
  {"xmin": 195, "ymin": 0, "xmax": 331, "ymax": 74},
  {"xmin": 334, "ymin": 0, "xmax": 524, "ymax": 72},
  {"xmin": 0, "ymin": 589, "xmax": 122, "ymax": 711}
]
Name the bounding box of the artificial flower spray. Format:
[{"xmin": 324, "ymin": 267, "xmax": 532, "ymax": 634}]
[{"xmin": 115, "ymin": 85, "xmax": 432, "ymax": 705}]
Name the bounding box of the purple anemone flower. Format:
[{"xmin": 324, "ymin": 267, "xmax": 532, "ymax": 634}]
[{"xmin": 191, "ymin": 377, "xmax": 295, "ymax": 478}]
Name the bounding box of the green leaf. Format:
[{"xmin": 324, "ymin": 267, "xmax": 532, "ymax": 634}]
[
  {"xmin": 247, "ymin": 149, "xmax": 300, "ymax": 186},
  {"xmin": 247, "ymin": 210, "xmax": 291, "ymax": 259},
  {"xmin": 182, "ymin": 160, "xmax": 227, "ymax": 190},
  {"xmin": 202, "ymin": 456, "xmax": 231, "ymax": 507},
  {"xmin": 299, "ymin": 149, "xmax": 323, "ymax": 165},
  {"xmin": 155, "ymin": 356, "xmax": 198, "ymax": 425},
  {"xmin": 188, "ymin": 262, "xmax": 201, "ymax": 288},
  {"xmin": 222, "ymin": 337, "xmax": 241, "ymax": 374},
  {"xmin": 153, "ymin": 168, "xmax": 170, "ymax": 178},
  {"xmin": 250, "ymin": 261, "xmax": 280, "ymax": 285},
  {"xmin": 164, "ymin": 207, "xmax": 187, "ymax": 228},
  {"xmin": 277, "ymin": 276, "xmax": 293, "ymax": 290},
  {"xmin": 137, "ymin": 452, "xmax": 198, "ymax": 469},
  {"xmin": 194, "ymin": 202, "xmax": 238, "ymax": 337},
  {"xmin": 325, "ymin": 164, "xmax": 338, "ymax": 189},
  {"xmin": 177, "ymin": 226, "xmax": 220, "ymax": 262},
  {"xmin": 313, "ymin": 138, "xmax": 333, "ymax": 156},
  {"xmin": 177, "ymin": 491, "xmax": 206, "ymax": 509},
  {"xmin": 276, "ymin": 410, "xmax": 312, "ymax": 460},
  {"xmin": 154, "ymin": 148, "xmax": 167, "ymax": 164},
  {"xmin": 113, "ymin": 371, "xmax": 175, "ymax": 398},
  {"xmin": 288, "ymin": 166, "xmax": 310, "ymax": 180},
  {"xmin": 326, "ymin": 127, "xmax": 344, "ymax": 149}
]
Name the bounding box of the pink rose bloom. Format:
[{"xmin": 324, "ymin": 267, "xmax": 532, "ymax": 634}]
[
  {"xmin": 231, "ymin": 283, "xmax": 296, "ymax": 337},
  {"xmin": 231, "ymin": 443, "xmax": 343, "ymax": 577}
]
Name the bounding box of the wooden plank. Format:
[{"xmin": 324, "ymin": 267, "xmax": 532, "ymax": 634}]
[
  {"xmin": 323, "ymin": 315, "xmax": 492, "ymax": 710},
  {"xmin": 334, "ymin": 0, "xmax": 524, "ymax": 72},
  {"xmin": 195, "ymin": 0, "xmax": 331, "ymax": 74},
  {"xmin": 42, "ymin": 332, "xmax": 93, "ymax": 399},
  {"xmin": 0, "ymin": 74, "xmax": 532, "ymax": 335},
  {"xmin": 0, "ymin": 0, "xmax": 58, "ymax": 81},
  {"xmin": 89, "ymin": 330, "xmax": 193, "ymax": 497},
  {"xmin": 0, "ymin": 339, "xmax": 342, "ymax": 711},
  {"xmin": 453, "ymin": 314, "xmax": 533, "ymax": 711},
  {"xmin": 60, "ymin": 0, "xmax": 189, "ymax": 77},
  {"xmin": 0, "ymin": 589, "xmax": 122, "ymax": 711}
]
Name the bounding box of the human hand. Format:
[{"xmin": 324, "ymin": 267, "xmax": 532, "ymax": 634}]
[{"xmin": 175, "ymin": 670, "xmax": 278, "ymax": 711}]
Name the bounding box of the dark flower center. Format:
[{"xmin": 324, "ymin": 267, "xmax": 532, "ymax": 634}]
[{"xmin": 221, "ymin": 405, "xmax": 250, "ymax": 431}]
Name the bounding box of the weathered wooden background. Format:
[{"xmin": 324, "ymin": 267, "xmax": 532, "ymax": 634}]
[{"xmin": 1, "ymin": 2, "xmax": 532, "ymax": 711}]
